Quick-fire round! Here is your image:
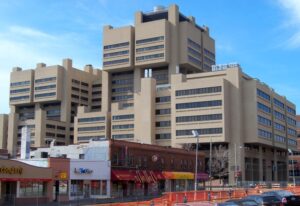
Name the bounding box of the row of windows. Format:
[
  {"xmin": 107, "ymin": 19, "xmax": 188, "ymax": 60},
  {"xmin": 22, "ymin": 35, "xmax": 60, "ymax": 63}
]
[
  {"xmin": 112, "ymin": 114, "xmax": 134, "ymax": 120},
  {"xmin": 274, "ymin": 98, "xmax": 285, "ymax": 109},
  {"xmin": 288, "ymin": 128, "xmax": 297, "ymax": 136},
  {"xmin": 176, "ymin": 128, "xmax": 223, "ymax": 136},
  {"xmin": 274, "ymin": 122, "xmax": 285, "ymax": 132},
  {"xmin": 156, "ymin": 108, "xmax": 171, "ymax": 115},
  {"xmin": 287, "ymin": 117, "xmax": 296, "ymax": 126},
  {"xmin": 46, "ymin": 124, "xmax": 65, "ymax": 130},
  {"xmin": 112, "ymin": 78, "xmax": 133, "ymax": 85},
  {"xmin": 78, "ymin": 136, "xmax": 106, "ymax": 141},
  {"xmin": 35, "ymin": 84, "xmax": 56, "ymax": 91},
  {"xmin": 71, "ymin": 80, "xmax": 89, "ymax": 87},
  {"xmin": 46, "ymin": 109, "xmax": 60, "ymax": 117},
  {"xmin": 111, "ymin": 71, "xmax": 133, "ymax": 77},
  {"xmin": 257, "ymin": 102, "xmax": 271, "ymax": 113},
  {"xmin": 188, "ymin": 47, "xmax": 201, "ymax": 58},
  {"xmin": 188, "ymin": 55, "xmax": 201, "ymax": 66},
  {"xmin": 112, "ymin": 124, "xmax": 134, "ymax": 130},
  {"xmin": 35, "ymin": 77, "xmax": 56, "ymax": 84},
  {"xmin": 78, "ymin": 117, "xmax": 105, "ymax": 123},
  {"xmin": 136, "ymin": 45, "xmax": 164, "ymax": 53},
  {"xmin": 35, "ymin": 92, "xmax": 56, "ymax": 98},
  {"xmin": 274, "ymin": 110, "xmax": 285, "ymax": 121},
  {"xmin": 257, "ymin": 89, "xmax": 270, "ymax": 101},
  {"xmin": 92, "ymin": 84, "xmax": 102, "ymax": 88},
  {"xmin": 176, "ymin": 100, "xmax": 222, "ymax": 110},
  {"xmin": 257, "ymin": 115, "xmax": 272, "ymax": 126},
  {"xmin": 78, "ymin": 126, "xmax": 105, "ymax": 132},
  {"xmin": 136, "ymin": 53, "xmax": 164, "ymax": 61},
  {"xmin": 176, "ymin": 114, "xmax": 222, "ymax": 123},
  {"xmin": 10, "ymin": 88, "xmax": 30, "ymax": 94},
  {"xmin": 103, "ymin": 42, "xmax": 129, "ymax": 50},
  {"xmin": 103, "ymin": 58, "xmax": 129, "ymax": 66},
  {"xmin": 112, "ymin": 87, "xmax": 133, "ymax": 93},
  {"xmin": 203, "ymin": 64, "xmax": 211, "ymax": 71},
  {"xmin": 10, "ymin": 95, "xmax": 30, "ymax": 101},
  {"xmin": 156, "ymin": 96, "xmax": 171, "ymax": 103},
  {"xmin": 258, "ymin": 129, "xmax": 272, "ymax": 140},
  {"xmin": 103, "ymin": 50, "xmax": 129, "ymax": 58},
  {"xmin": 136, "ymin": 36, "xmax": 164, "ymax": 44},
  {"xmin": 274, "ymin": 134, "xmax": 285, "ymax": 143},
  {"xmin": 155, "ymin": 133, "xmax": 171, "ymax": 140},
  {"xmin": 156, "ymin": 121, "xmax": 171, "ymax": 127},
  {"xmin": 287, "ymin": 106, "xmax": 296, "ymax": 115},
  {"xmin": 187, "ymin": 38, "xmax": 201, "ymax": 50},
  {"xmin": 203, "ymin": 48, "xmax": 215, "ymax": 59},
  {"xmin": 111, "ymin": 95, "xmax": 133, "ymax": 101},
  {"xmin": 288, "ymin": 139, "xmax": 297, "ymax": 146},
  {"xmin": 112, "ymin": 134, "xmax": 134, "ymax": 139},
  {"xmin": 204, "ymin": 56, "xmax": 215, "ymax": 65},
  {"xmin": 11, "ymin": 80, "xmax": 30, "ymax": 87},
  {"xmin": 176, "ymin": 86, "xmax": 221, "ymax": 96},
  {"xmin": 92, "ymin": 91, "xmax": 101, "ymax": 95}
]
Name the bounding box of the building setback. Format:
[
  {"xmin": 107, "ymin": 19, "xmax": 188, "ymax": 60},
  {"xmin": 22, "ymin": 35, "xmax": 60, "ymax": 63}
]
[{"xmin": 1, "ymin": 4, "xmax": 298, "ymax": 185}]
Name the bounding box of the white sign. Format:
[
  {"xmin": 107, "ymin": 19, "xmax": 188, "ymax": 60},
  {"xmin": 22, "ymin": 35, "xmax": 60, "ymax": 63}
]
[
  {"xmin": 212, "ymin": 63, "xmax": 240, "ymax": 71},
  {"xmin": 21, "ymin": 126, "xmax": 31, "ymax": 159},
  {"xmin": 74, "ymin": 168, "xmax": 93, "ymax": 174},
  {"xmin": 70, "ymin": 160, "xmax": 110, "ymax": 180}
]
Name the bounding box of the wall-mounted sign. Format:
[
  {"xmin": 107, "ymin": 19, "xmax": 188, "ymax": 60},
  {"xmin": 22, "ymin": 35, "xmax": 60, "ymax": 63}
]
[
  {"xmin": 74, "ymin": 168, "xmax": 93, "ymax": 174},
  {"xmin": 59, "ymin": 172, "xmax": 68, "ymax": 179},
  {"xmin": 212, "ymin": 63, "xmax": 240, "ymax": 72},
  {"xmin": 0, "ymin": 166, "xmax": 23, "ymax": 175}
]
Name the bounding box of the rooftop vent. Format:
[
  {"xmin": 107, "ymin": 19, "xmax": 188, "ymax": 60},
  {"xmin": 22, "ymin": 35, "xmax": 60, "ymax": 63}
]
[{"xmin": 153, "ymin": 5, "xmax": 165, "ymax": 12}]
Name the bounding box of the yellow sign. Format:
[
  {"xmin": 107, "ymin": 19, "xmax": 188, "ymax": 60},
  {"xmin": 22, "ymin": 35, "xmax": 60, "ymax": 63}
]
[
  {"xmin": 59, "ymin": 172, "xmax": 68, "ymax": 180},
  {"xmin": 0, "ymin": 166, "xmax": 23, "ymax": 175}
]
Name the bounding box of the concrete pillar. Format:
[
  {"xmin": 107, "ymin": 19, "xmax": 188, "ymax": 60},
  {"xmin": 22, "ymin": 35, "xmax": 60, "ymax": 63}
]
[
  {"xmin": 168, "ymin": 4, "xmax": 179, "ymax": 77},
  {"xmin": 274, "ymin": 151, "xmax": 278, "ymax": 181},
  {"xmin": 259, "ymin": 146, "xmax": 263, "ymax": 181},
  {"xmin": 101, "ymin": 71, "xmax": 111, "ymax": 112},
  {"xmin": 7, "ymin": 106, "xmax": 18, "ymax": 157},
  {"xmin": 34, "ymin": 103, "xmax": 46, "ymax": 147},
  {"xmin": 134, "ymin": 68, "xmax": 142, "ymax": 92}
]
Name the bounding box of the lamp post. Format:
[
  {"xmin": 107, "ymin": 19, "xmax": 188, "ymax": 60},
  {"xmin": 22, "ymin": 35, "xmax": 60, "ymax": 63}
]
[
  {"xmin": 192, "ymin": 130, "xmax": 199, "ymax": 200},
  {"xmin": 288, "ymin": 148, "xmax": 296, "ymax": 187}
]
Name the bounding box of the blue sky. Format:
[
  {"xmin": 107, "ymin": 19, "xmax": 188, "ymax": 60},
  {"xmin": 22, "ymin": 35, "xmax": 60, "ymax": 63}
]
[{"xmin": 0, "ymin": 0, "xmax": 299, "ymax": 114}]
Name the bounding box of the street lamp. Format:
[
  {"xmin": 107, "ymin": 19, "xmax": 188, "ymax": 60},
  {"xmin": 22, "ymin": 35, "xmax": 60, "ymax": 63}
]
[
  {"xmin": 192, "ymin": 130, "xmax": 199, "ymax": 200},
  {"xmin": 288, "ymin": 148, "xmax": 296, "ymax": 187}
]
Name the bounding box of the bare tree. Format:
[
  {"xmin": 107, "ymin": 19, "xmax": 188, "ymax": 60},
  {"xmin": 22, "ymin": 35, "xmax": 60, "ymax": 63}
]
[{"xmin": 208, "ymin": 145, "xmax": 229, "ymax": 183}]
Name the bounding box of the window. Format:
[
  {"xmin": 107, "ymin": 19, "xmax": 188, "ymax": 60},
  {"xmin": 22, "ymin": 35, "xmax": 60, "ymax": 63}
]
[
  {"xmin": 10, "ymin": 95, "xmax": 29, "ymax": 101},
  {"xmin": 70, "ymin": 180, "xmax": 83, "ymax": 196},
  {"xmin": 136, "ymin": 36, "xmax": 164, "ymax": 44},
  {"xmin": 274, "ymin": 135, "xmax": 285, "ymax": 143},
  {"xmin": 46, "ymin": 109, "xmax": 60, "ymax": 117},
  {"xmin": 92, "ymin": 84, "xmax": 102, "ymax": 88},
  {"xmin": 203, "ymin": 48, "xmax": 215, "ymax": 59},
  {"xmin": 77, "ymin": 136, "xmax": 106, "ymax": 141},
  {"xmin": 78, "ymin": 126, "xmax": 105, "ymax": 132},
  {"xmin": 288, "ymin": 138, "xmax": 297, "ymax": 146},
  {"xmin": 188, "ymin": 47, "xmax": 201, "ymax": 57},
  {"xmin": 35, "ymin": 84, "xmax": 56, "ymax": 91},
  {"xmin": 112, "ymin": 134, "xmax": 134, "ymax": 139},
  {"xmin": 273, "ymin": 98, "xmax": 285, "ymax": 109},
  {"xmin": 287, "ymin": 117, "xmax": 296, "ymax": 126},
  {"xmin": 35, "ymin": 77, "xmax": 56, "ymax": 83},
  {"xmin": 176, "ymin": 114, "xmax": 222, "ymax": 123},
  {"xmin": 112, "ymin": 87, "xmax": 133, "ymax": 93},
  {"xmin": 176, "ymin": 100, "xmax": 222, "ymax": 110},
  {"xmin": 274, "ymin": 110, "xmax": 285, "ymax": 121},
  {"xmin": 257, "ymin": 115, "xmax": 272, "ymax": 126},
  {"xmin": 156, "ymin": 133, "xmax": 171, "ymax": 140},
  {"xmin": 112, "ymin": 79, "xmax": 133, "ymax": 85},
  {"xmin": 46, "ymin": 124, "xmax": 55, "ymax": 129},
  {"xmin": 111, "ymin": 95, "xmax": 133, "ymax": 101},
  {"xmin": 35, "ymin": 92, "xmax": 56, "ymax": 98},
  {"xmin": 187, "ymin": 38, "xmax": 201, "ymax": 50},
  {"xmin": 136, "ymin": 45, "xmax": 164, "ymax": 53},
  {"xmin": 287, "ymin": 106, "xmax": 296, "ymax": 115},
  {"xmin": 176, "ymin": 86, "xmax": 221, "ymax": 96},
  {"xmin": 156, "ymin": 96, "xmax": 171, "ymax": 103},
  {"xmin": 57, "ymin": 126, "xmax": 66, "ymax": 131},
  {"xmin": 176, "ymin": 128, "xmax": 222, "ymax": 136},
  {"xmin": 288, "ymin": 128, "xmax": 297, "ymax": 136},
  {"xmin": 258, "ymin": 129, "xmax": 272, "ymax": 140},
  {"xmin": 274, "ymin": 122, "xmax": 285, "ymax": 131},
  {"xmin": 103, "ymin": 50, "xmax": 129, "ymax": 58},
  {"xmin": 257, "ymin": 102, "xmax": 271, "ymax": 113},
  {"xmin": 136, "ymin": 53, "xmax": 164, "ymax": 61},
  {"xmin": 10, "ymin": 80, "xmax": 30, "ymax": 87},
  {"xmin": 10, "ymin": 88, "xmax": 30, "ymax": 94},
  {"xmin": 257, "ymin": 89, "xmax": 270, "ymax": 101},
  {"xmin": 78, "ymin": 117, "xmax": 105, "ymax": 123},
  {"xmin": 19, "ymin": 182, "xmax": 46, "ymax": 197},
  {"xmin": 156, "ymin": 121, "xmax": 171, "ymax": 127},
  {"xmin": 112, "ymin": 114, "xmax": 134, "ymax": 120},
  {"xmin": 112, "ymin": 124, "xmax": 134, "ymax": 130},
  {"xmin": 156, "ymin": 108, "xmax": 171, "ymax": 115},
  {"xmin": 188, "ymin": 55, "xmax": 202, "ymax": 66},
  {"xmin": 103, "ymin": 58, "xmax": 129, "ymax": 66},
  {"xmin": 103, "ymin": 42, "xmax": 129, "ymax": 50}
]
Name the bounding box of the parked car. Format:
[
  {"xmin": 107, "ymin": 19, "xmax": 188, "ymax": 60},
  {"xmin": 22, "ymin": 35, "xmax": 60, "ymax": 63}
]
[
  {"xmin": 262, "ymin": 190, "xmax": 300, "ymax": 206},
  {"xmin": 217, "ymin": 199, "xmax": 259, "ymax": 206},
  {"xmin": 243, "ymin": 195, "xmax": 281, "ymax": 206}
]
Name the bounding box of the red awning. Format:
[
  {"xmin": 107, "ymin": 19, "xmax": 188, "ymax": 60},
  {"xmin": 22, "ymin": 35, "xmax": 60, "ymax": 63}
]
[{"xmin": 111, "ymin": 170, "xmax": 136, "ymax": 181}]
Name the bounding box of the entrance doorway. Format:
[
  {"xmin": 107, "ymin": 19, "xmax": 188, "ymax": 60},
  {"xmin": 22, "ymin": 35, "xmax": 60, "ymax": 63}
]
[{"xmin": 1, "ymin": 181, "xmax": 17, "ymax": 204}]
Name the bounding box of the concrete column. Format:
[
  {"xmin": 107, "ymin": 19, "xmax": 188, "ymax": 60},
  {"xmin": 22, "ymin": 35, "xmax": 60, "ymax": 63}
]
[
  {"xmin": 7, "ymin": 106, "xmax": 18, "ymax": 157},
  {"xmin": 34, "ymin": 103, "xmax": 46, "ymax": 147},
  {"xmin": 101, "ymin": 71, "xmax": 111, "ymax": 112},
  {"xmin": 168, "ymin": 4, "xmax": 179, "ymax": 77},
  {"xmin": 274, "ymin": 150, "xmax": 278, "ymax": 181},
  {"xmin": 259, "ymin": 146, "xmax": 263, "ymax": 181},
  {"xmin": 134, "ymin": 68, "xmax": 142, "ymax": 92}
]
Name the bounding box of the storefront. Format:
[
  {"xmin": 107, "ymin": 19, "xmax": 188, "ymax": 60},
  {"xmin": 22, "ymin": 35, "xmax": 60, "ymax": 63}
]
[
  {"xmin": 163, "ymin": 171, "xmax": 195, "ymax": 192},
  {"xmin": 0, "ymin": 160, "xmax": 52, "ymax": 205},
  {"xmin": 69, "ymin": 159, "xmax": 110, "ymax": 200},
  {"xmin": 111, "ymin": 170, "xmax": 165, "ymax": 197}
]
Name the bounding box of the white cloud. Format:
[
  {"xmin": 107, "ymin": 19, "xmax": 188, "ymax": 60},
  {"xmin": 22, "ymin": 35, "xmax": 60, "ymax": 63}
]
[
  {"xmin": 277, "ymin": 0, "xmax": 300, "ymax": 48},
  {"xmin": 9, "ymin": 26, "xmax": 55, "ymax": 39}
]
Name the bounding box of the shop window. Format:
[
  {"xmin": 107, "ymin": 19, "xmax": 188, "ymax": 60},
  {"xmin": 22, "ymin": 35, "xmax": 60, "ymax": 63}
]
[
  {"xmin": 59, "ymin": 181, "xmax": 68, "ymax": 194},
  {"xmin": 91, "ymin": 180, "xmax": 101, "ymax": 195},
  {"xmin": 19, "ymin": 181, "xmax": 46, "ymax": 197},
  {"xmin": 101, "ymin": 180, "xmax": 107, "ymax": 195},
  {"xmin": 70, "ymin": 180, "xmax": 83, "ymax": 196}
]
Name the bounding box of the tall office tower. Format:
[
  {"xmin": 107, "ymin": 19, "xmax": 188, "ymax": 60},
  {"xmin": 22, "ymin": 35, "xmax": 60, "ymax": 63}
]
[{"xmin": 7, "ymin": 59, "xmax": 101, "ymax": 156}]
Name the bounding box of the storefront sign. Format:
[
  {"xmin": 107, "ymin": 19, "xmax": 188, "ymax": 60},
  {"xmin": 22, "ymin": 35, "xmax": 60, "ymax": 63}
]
[
  {"xmin": 59, "ymin": 172, "xmax": 68, "ymax": 179},
  {"xmin": 74, "ymin": 168, "xmax": 93, "ymax": 174},
  {"xmin": 0, "ymin": 166, "xmax": 23, "ymax": 175}
]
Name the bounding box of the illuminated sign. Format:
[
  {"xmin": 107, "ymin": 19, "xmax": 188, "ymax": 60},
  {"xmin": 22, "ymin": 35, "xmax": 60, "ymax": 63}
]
[
  {"xmin": 74, "ymin": 168, "xmax": 93, "ymax": 174},
  {"xmin": 59, "ymin": 172, "xmax": 68, "ymax": 179},
  {"xmin": 0, "ymin": 166, "xmax": 23, "ymax": 175}
]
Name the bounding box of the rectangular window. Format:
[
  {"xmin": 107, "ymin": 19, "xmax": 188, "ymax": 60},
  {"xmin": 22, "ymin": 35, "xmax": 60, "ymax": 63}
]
[
  {"xmin": 35, "ymin": 92, "xmax": 56, "ymax": 98},
  {"xmin": 156, "ymin": 108, "xmax": 171, "ymax": 115},
  {"xmin": 176, "ymin": 114, "xmax": 222, "ymax": 123},
  {"xmin": 176, "ymin": 100, "xmax": 222, "ymax": 110},
  {"xmin": 257, "ymin": 115, "xmax": 272, "ymax": 126},
  {"xmin": 188, "ymin": 55, "xmax": 202, "ymax": 66},
  {"xmin": 274, "ymin": 110, "xmax": 285, "ymax": 121},
  {"xmin": 112, "ymin": 134, "xmax": 134, "ymax": 139},
  {"xmin": 10, "ymin": 80, "xmax": 30, "ymax": 87},
  {"xmin": 103, "ymin": 58, "xmax": 129, "ymax": 66},
  {"xmin": 155, "ymin": 133, "xmax": 171, "ymax": 140},
  {"xmin": 258, "ymin": 129, "xmax": 272, "ymax": 140},
  {"xmin": 287, "ymin": 106, "xmax": 296, "ymax": 115},
  {"xmin": 103, "ymin": 42, "xmax": 129, "ymax": 50},
  {"xmin": 78, "ymin": 126, "xmax": 105, "ymax": 132},
  {"xmin": 10, "ymin": 95, "xmax": 30, "ymax": 101},
  {"xmin": 112, "ymin": 124, "xmax": 134, "ymax": 130},
  {"xmin": 78, "ymin": 117, "xmax": 105, "ymax": 123},
  {"xmin": 156, "ymin": 121, "xmax": 171, "ymax": 127},
  {"xmin": 176, "ymin": 86, "xmax": 221, "ymax": 96},
  {"xmin": 112, "ymin": 87, "xmax": 133, "ymax": 93},
  {"xmin": 156, "ymin": 96, "xmax": 171, "ymax": 103},
  {"xmin": 274, "ymin": 135, "xmax": 286, "ymax": 143},
  {"xmin": 35, "ymin": 77, "xmax": 56, "ymax": 84},
  {"xmin": 35, "ymin": 84, "xmax": 56, "ymax": 91},
  {"xmin": 10, "ymin": 88, "xmax": 30, "ymax": 94},
  {"xmin": 77, "ymin": 136, "xmax": 106, "ymax": 141},
  {"xmin": 136, "ymin": 36, "xmax": 164, "ymax": 44},
  {"xmin": 19, "ymin": 181, "xmax": 46, "ymax": 197},
  {"xmin": 111, "ymin": 95, "xmax": 133, "ymax": 101},
  {"xmin": 257, "ymin": 89, "xmax": 270, "ymax": 101},
  {"xmin": 112, "ymin": 79, "xmax": 133, "ymax": 85},
  {"xmin": 103, "ymin": 50, "xmax": 129, "ymax": 58},
  {"xmin": 187, "ymin": 38, "xmax": 201, "ymax": 50},
  {"xmin": 136, "ymin": 45, "xmax": 164, "ymax": 53},
  {"xmin": 70, "ymin": 180, "xmax": 83, "ymax": 196},
  {"xmin": 112, "ymin": 114, "xmax": 134, "ymax": 120},
  {"xmin": 257, "ymin": 102, "xmax": 271, "ymax": 113},
  {"xmin": 274, "ymin": 122, "xmax": 285, "ymax": 131},
  {"xmin": 176, "ymin": 128, "xmax": 222, "ymax": 136},
  {"xmin": 273, "ymin": 98, "xmax": 285, "ymax": 109},
  {"xmin": 136, "ymin": 53, "xmax": 164, "ymax": 61}
]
